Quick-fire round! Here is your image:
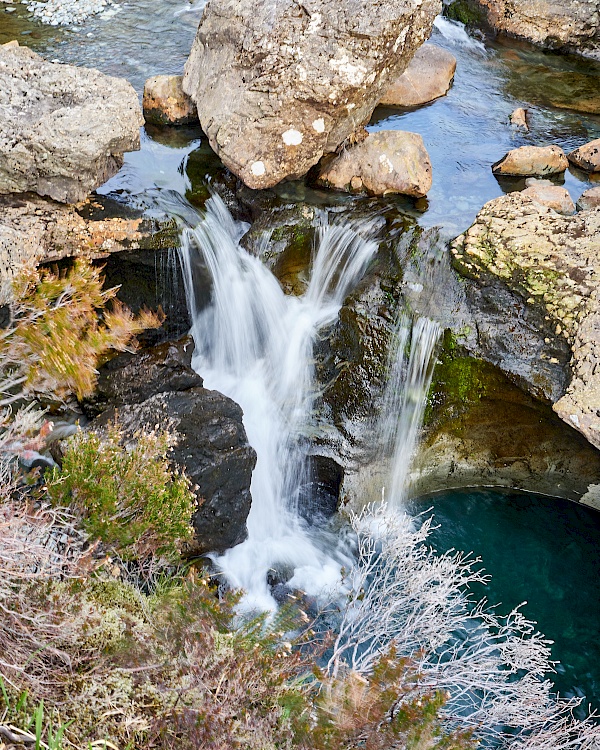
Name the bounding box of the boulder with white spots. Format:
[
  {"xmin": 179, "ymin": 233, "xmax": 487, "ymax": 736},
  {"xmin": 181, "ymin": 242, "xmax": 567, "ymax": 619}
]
[
  {"xmin": 182, "ymin": 0, "xmax": 440, "ymax": 189},
  {"xmin": 316, "ymin": 130, "xmax": 432, "ymax": 197}
]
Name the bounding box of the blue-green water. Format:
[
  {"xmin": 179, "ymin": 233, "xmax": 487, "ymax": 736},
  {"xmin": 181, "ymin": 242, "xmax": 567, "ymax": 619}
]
[{"xmin": 408, "ymin": 488, "xmax": 600, "ymax": 714}]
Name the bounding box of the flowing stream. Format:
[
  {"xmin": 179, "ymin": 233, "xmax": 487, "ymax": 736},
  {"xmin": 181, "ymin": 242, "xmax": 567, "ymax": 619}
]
[
  {"xmin": 178, "ymin": 195, "xmax": 385, "ymax": 610},
  {"xmin": 6, "ymin": 0, "xmax": 600, "ymax": 704}
]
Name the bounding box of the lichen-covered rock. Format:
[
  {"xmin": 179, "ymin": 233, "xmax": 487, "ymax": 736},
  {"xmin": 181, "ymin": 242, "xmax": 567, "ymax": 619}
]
[
  {"xmin": 182, "ymin": 0, "xmax": 440, "ymax": 189},
  {"xmin": 379, "ymin": 43, "xmax": 456, "ymax": 108},
  {"xmin": 452, "ymin": 192, "xmax": 600, "ymax": 449},
  {"xmin": 492, "ymin": 145, "xmax": 568, "ymax": 176},
  {"xmin": 577, "ymin": 186, "xmax": 600, "ymax": 211},
  {"xmin": 521, "ymin": 179, "xmax": 575, "ymax": 215},
  {"xmin": 316, "ymin": 131, "xmax": 432, "ymax": 197},
  {"xmin": 448, "ymin": 0, "xmax": 600, "ymax": 58},
  {"xmin": 0, "ymin": 44, "xmax": 143, "ymax": 203},
  {"xmin": 89, "ymin": 341, "xmax": 257, "ymax": 555},
  {"xmin": 568, "ymin": 138, "xmax": 600, "ymax": 173},
  {"xmin": 143, "ymin": 75, "xmax": 198, "ymax": 127}
]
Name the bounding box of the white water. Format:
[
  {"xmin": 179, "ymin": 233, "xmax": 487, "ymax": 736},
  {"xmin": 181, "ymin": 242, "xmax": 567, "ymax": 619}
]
[
  {"xmin": 381, "ymin": 315, "xmax": 442, "ymax": 505},
  {"xmin": 433, "ymin": 15, "xmax": 487, "ymax": 53},
  {"xmin": 179, "ymin": 196, "xmax": 379, "ymax": 611}
]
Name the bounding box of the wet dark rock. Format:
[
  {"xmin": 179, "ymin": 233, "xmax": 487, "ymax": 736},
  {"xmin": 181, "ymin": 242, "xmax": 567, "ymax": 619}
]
[
  {"xmin": 298, "ymin": 455, "xmax": 344, "ymax": 522},
  {"xmin": 89, "ymin": 341, "xmax": 256, "ymax": 556}
]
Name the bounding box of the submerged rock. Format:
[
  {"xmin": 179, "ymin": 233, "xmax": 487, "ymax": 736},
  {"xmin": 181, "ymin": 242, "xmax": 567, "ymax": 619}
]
[
  {"xmin": 509, "ymin": 107, "xmax": 529, "ymax": 130},
  {"xmin": 378, "ymin": 43, "xmax": 456, "ymax": 108},
  {"xmin": 143, "ymin": 75, "xmax": 198, "ymax": 127},
  {"xmin": 316, "ymin": 131, "xmax": 432, "ymax": 197},
  {"xmin": 87, "ymin": 340, "xmax": 257, "ymax": 555},
  {"xmin": 521, "ymin": 179, "xmax": 575, "ymax": 215},
  {"xmin": 452, "ymin": 192, "xmax": 600, "ymax": 449},
  {"xmin": 492, "ymin": 145, "xmax": 568, "ymax": 177},
  {"xmin": 0, "ymin": 44, "xmax": 143, "ymax": 203},
  {"xmin": 182, "ymin": 0, "xmax": 440, "ymax": 189},
  {"xmin": 446, "ymin": 0, "xmax": 600, "ymax": 58},
  {"xmin": 567, "ymin": 138, "xmax": 600, "ymax": 173}
]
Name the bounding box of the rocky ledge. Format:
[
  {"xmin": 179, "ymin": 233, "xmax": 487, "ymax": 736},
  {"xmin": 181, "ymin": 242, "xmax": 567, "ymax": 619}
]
[{"xmin": 451, "ymin": 192, "xmax": 600, "ymax": 450}]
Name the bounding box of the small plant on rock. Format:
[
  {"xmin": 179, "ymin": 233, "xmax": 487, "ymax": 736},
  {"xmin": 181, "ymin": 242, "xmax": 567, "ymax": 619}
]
[{"xmin": 46, "ymin": 426, "xmax": 195, "ymax": 562}]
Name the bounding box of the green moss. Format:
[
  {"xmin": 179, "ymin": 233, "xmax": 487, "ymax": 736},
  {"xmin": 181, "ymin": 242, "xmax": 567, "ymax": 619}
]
[
  {"xmin": 424, "ymin": 330, "xmax": 492, "ymax": 428},
  {"xmin": 444, "ymin": 0, "xmax": 487, "ymax": 27}
]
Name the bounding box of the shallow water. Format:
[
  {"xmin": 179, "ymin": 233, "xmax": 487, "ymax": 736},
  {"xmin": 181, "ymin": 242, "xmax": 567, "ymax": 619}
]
[{"xmin": 407, "ymin": 488, "xmax": 600, "ymax": 712}]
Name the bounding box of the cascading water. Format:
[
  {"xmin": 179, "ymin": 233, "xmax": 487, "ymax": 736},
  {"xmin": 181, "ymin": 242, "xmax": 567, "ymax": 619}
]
[
  {"xmin": 178, "ymin": 195, "xmax": 379, "ymax": 611},
  {"xmin": 380, "ymin": 314, "xmax": 442, "ymax": 505}
]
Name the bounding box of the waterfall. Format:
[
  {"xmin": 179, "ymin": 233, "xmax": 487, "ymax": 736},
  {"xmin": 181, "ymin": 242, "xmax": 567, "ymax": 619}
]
[
  {"xmin": 381, "ymin": 314, "xmax": 442, "ymax": 505},
  {"xmin": 178, "ymin": 195, "xmax": 378, "ymax": 611}
]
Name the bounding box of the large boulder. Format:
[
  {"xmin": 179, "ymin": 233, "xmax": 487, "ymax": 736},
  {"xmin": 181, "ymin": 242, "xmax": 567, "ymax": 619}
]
[
  {"xmin": 182, "ymin": 0, "xmax": 440, "ymax": 189},
  {"xmin": 86, "ymin": 339, "xmax": 257, "ymax": 555},
  {"xmin": 448, "ymin": 0, "xmax": 600, "ymax": 58},
  {"xmin": 0, "ymin": 44, "xmax": 143, "ymax": 203},
  {"xmin": 452, "ymin": 192, "xmax": 600, "ymax": 449},
  {"xmin": 316, "ymin": 130, "xmax": 432, "ymax": 197},
  {"xmin": 379, "ymin": 43, "xmax": 456, "ymax": 108}
]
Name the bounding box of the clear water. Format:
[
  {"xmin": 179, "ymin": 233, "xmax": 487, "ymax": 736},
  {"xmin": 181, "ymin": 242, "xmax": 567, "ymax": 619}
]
[{"xmin": 407, "ymin": 488, "xmax": 600, "ymax": 712}]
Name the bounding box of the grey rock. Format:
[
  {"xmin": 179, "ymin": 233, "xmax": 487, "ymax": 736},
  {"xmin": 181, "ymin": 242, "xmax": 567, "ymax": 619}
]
[
  {"xmin": 182, "ymin": 0, "xmax": 440, "ymax": 189},
  {"xmin": 452, "ymin": 192, "xmax": 600, "ymax": 449},
  {"xmin": 0, "ymin": 44, "xmax": 143, "ymax": 203}
]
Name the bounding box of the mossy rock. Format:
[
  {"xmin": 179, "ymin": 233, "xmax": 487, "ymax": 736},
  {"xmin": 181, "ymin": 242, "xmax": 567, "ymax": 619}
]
[{"xmin": 444, "ymin": 0, "xmax": 487, "ymax": 27}]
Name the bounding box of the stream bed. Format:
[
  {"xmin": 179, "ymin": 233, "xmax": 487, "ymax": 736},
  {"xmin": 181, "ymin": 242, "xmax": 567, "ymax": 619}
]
[{"xmin": 4, "ymin": 0, "xmax": 600, "ymax": 716}]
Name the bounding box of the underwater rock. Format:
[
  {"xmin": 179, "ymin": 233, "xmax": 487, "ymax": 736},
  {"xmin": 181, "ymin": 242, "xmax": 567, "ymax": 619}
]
[
  {"xmin": 509, "ymin": 107, "xmax": 529, "ymax": 130},
  {"xmin": 492, "ymin": 145, "xmax": 568, "ymax": 177},
  {"xmin": 0, "ymin": 44, "xmax": 142, "ymax": 203},
  {"xmin": 316, "ymin": 131, "xmax": 432, "ymax": 197},
  {"xmin": 567, "ymin": 138, "xmax": 600, "ymax": 173},
  {"xmin": 89, "ymin": 340, "xmax": 257, "ymax": 555},
  {"xmin": 143, "ymin": 75, "xmax": 198, "ymax": 127},
  {"xmin": 452, "ymin": 192, "xmax": 600, "ymax": 449},
  {"xmin": 379, "ymin": 43, "xmax": 456, "ymax": 108},
  {"xmin": 182, "ymin": 0, "xmax": 440, "ymax": 189},
  {"xmin": 521, "ymin": 179, "xmax": 575, "ymax": 215}
]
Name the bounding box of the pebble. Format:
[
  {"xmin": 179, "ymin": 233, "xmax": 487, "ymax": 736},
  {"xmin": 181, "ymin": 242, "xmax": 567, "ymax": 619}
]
[{"xmin": 20, "ymin": 0, "xmax": 121, "ymax": 26}]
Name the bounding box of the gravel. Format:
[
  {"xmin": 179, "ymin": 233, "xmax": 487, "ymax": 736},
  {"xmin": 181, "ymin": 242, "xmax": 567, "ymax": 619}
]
[{"xmin": 21, "ymin": 0, "xmax": 121, "ymax": 25}]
